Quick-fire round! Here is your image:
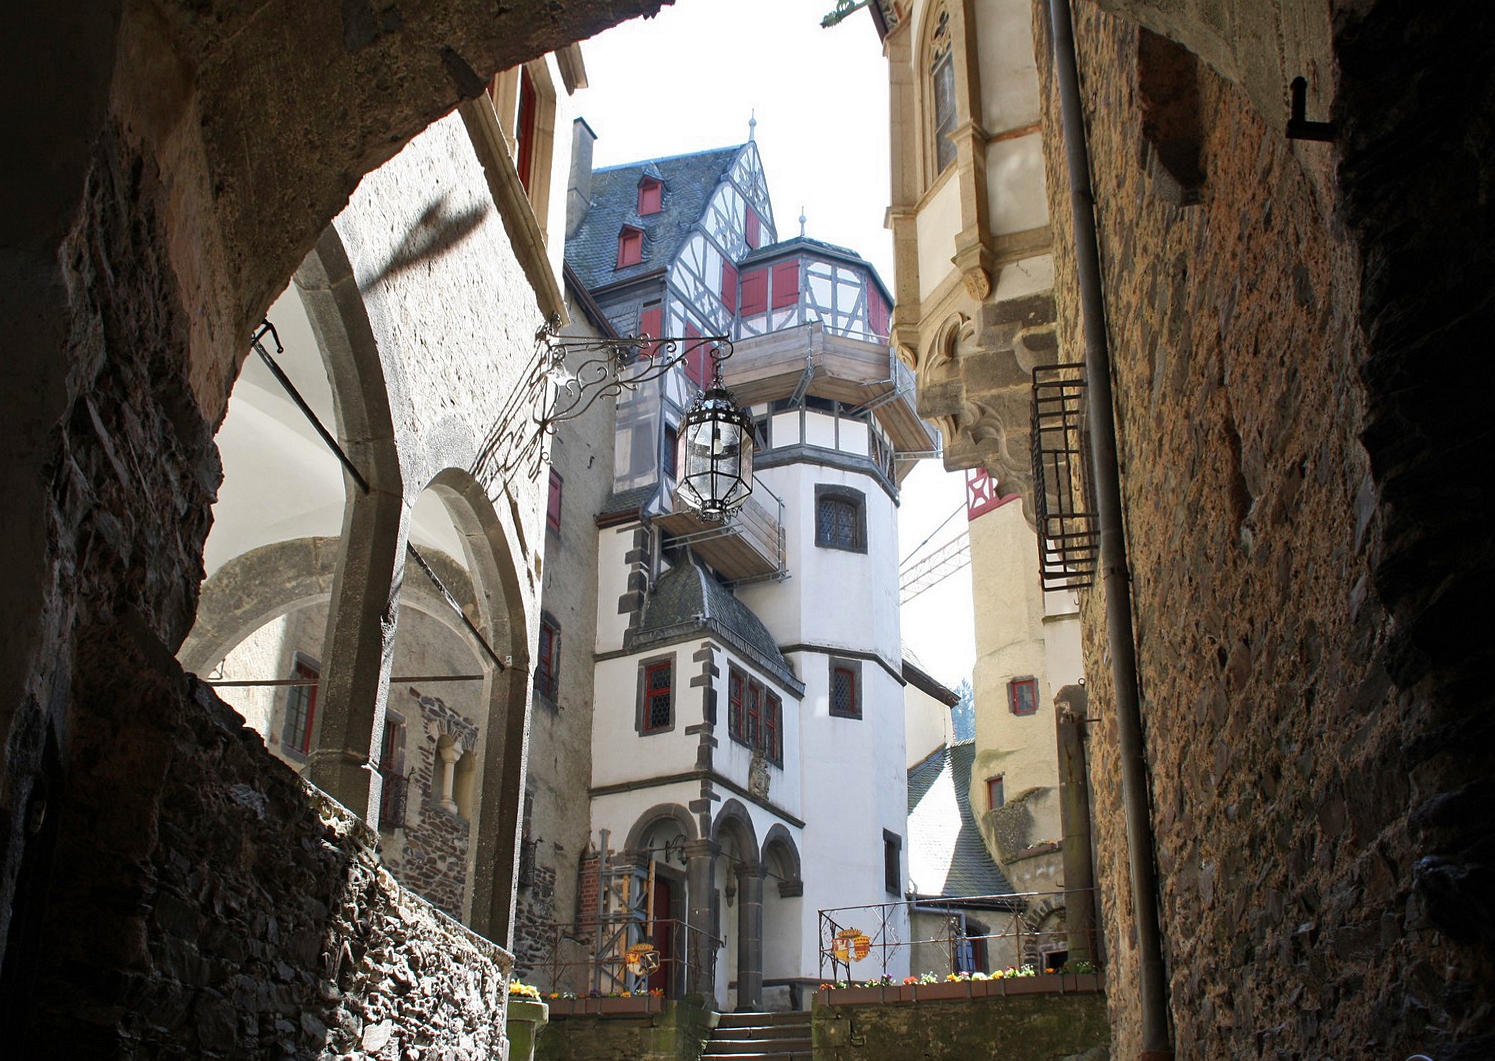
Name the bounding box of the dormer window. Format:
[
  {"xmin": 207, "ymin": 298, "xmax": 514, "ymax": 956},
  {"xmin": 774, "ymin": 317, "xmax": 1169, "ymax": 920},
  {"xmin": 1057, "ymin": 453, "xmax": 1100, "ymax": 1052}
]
[
  {"xmin": 638, "ymin": 177, "xmax": 663, "ymax": 215},
  {"xmin": 617, "ymin": 226, "xmax": 644, "ymax": 268}
]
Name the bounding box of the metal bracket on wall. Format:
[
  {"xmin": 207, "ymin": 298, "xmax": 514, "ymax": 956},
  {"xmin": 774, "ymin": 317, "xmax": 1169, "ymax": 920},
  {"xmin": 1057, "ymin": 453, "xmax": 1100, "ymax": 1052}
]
[
  {"xmin": 1286, "ymin": 77, "xmax": 1336, "ymax": 141},
  {"xmin": 1031, "ymin": 363, "xmax": 1100, "ymax": 590}
]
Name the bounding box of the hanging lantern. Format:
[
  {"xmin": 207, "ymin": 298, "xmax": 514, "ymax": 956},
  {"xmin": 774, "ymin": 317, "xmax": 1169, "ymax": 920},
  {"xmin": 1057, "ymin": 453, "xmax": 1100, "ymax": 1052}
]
[{"xmin": 676, "ymin": 362, "xmax": 754, "ymax": 522}]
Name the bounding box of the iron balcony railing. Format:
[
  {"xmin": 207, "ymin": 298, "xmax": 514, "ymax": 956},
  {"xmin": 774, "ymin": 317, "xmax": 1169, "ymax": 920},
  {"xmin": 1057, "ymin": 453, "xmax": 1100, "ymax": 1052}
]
[{"xmin": 818, "ymin": 888, "xmax": 1101, "ymax": 984}]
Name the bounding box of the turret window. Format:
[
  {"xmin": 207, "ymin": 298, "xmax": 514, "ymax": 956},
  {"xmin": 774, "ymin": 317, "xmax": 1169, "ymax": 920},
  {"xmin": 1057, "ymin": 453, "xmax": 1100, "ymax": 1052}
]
[
  {"xmin": 929, "ymin": 6, "xmax": 957, "ymax": 175},
  {"xmin": 814, "ymin": 485, "xmax": 867, "ymax": 553},
  {"xmin": 829, "ymin": 658, "xmax": 862, "ymax": 720}
]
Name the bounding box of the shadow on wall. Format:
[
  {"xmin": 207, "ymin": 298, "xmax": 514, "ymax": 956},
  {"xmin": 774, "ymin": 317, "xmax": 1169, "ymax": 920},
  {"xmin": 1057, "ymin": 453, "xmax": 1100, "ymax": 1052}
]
[{"xmin": 10, "ymin": 615, "xmax": 511, "ymax": 1057}]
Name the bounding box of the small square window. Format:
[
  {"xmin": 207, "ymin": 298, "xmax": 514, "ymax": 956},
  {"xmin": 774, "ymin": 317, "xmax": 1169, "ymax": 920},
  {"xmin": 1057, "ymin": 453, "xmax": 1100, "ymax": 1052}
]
[
  {"xmin": 1009, "ymin": 677, "xmax": 1038, "ymax": 716},
  {"xmin": 883, "ymin": 830, "xmax": 903, "ymax": 896},
  {"xmin": 830, "ymin": 661, "xmax": 861, "ymax": 720},
  {"xmin": 987, "ymin": 774, "xmax": 1005, "ymax": 810},
  {"xmin": 639, "ymin": 658, "xmax": 674, "ymax": 734},
  {"xmin": 815, "ymin": 486, "xmax": 867, "ymax": 553}
]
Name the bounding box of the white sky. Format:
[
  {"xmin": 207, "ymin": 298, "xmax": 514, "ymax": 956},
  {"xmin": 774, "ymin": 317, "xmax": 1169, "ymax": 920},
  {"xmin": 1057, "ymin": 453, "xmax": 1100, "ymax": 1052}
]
[{"xmin": 581, "ymin": 0, "xmax": 976, "ymax": 688}]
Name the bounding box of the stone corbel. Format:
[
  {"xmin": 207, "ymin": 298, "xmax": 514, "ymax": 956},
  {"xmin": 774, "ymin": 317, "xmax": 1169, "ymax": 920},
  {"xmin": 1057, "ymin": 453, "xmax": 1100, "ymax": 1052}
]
[{"xmin": 951, "ymin": 237, "xmax": 996, "ymax": 301}]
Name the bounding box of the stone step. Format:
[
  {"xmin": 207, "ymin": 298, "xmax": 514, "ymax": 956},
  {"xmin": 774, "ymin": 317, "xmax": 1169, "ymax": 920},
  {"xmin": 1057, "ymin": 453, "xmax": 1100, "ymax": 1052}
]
[
  {"xmin": 703, "ymin": 1037, "xmax": 813, "ymax": 1055},
  {"xmin": 713, "ymin": 1011, "xmax": 812, "ymax": 1029},
  {"xmin": 701, "ymin": 1052, "xmax": 811, "ymax": 1061},
  {"xmin": 711, "ymin": 1025, "xmax": 812, "ymax": 1041}
]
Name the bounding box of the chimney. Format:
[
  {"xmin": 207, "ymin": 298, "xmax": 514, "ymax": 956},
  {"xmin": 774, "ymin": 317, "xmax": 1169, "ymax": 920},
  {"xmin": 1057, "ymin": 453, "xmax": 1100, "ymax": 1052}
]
[{"xmin": 567, "ymin": 117, "xmax": 597, "ymax": 238}]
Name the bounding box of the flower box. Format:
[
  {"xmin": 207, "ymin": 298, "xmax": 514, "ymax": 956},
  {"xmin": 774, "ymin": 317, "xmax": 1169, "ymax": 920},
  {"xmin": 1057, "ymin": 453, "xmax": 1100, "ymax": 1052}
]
[
  {"xmin": 829, "ymin": 986, "xmax": 884, "ymax": 1005},
  {"xmin": 914, "ymin": 981, "xmax": 970, "ymax": 1002},
  {"xmin": 547, "ymin": 995, "xmax": 664, "ymax": 1017}
]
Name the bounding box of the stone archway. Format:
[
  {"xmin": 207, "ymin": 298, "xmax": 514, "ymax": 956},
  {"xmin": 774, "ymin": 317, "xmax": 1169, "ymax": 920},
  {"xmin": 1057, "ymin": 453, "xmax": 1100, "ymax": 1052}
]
[{"xmin": 713, "ymin": 800, "xmax": 763, "ymax": 1012}]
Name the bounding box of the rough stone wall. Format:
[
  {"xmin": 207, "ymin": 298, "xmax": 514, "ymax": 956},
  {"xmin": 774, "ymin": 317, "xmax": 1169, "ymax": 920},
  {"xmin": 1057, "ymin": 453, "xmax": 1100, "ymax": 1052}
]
[
  {"xmin": 1, "ymin": 0, "xmax": 666, "ymax": 999},
  {"xmin": 17, "ymin": 622, "xmax": 511, "ymax": 1057},
  {"xmin": 1032, "ymin": 1, "xmax": 1494, "ymax": 1058},
  {"xmin": 813, "ymin": 994, "xmax": 1109, "ymax": 1061},
  {"xmin": 536, "ymin": 1003, "xmax": 715, "ymax": 1061}
]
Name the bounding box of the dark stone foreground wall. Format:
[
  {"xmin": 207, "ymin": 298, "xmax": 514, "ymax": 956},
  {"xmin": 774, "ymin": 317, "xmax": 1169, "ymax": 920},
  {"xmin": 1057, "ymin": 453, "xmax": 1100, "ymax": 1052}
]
[
  {"xmin": 1033, "ymin": 0, "xmax": 1495, "ymax": 1058},
  {"xmin": 812, "ymin": 994, "xmax": 1109, "ymax": 1061},
  {"xmin": 13, "ymin": 617, "xmax": 511, "ymax": 1059}
]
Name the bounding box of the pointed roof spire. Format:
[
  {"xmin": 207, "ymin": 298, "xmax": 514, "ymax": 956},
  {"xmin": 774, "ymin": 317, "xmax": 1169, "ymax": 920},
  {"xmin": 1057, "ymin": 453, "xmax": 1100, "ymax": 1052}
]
[
  {"xmin": 749, "ymin": 110, "xmax": 757, "ymax": 142},
  {"xmin": 799, "ymin": 207, "xmax": 807, "ymax": 237}
]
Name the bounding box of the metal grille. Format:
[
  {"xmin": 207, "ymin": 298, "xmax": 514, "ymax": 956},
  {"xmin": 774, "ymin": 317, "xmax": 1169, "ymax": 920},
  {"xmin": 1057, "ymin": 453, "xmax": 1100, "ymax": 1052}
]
[
  {"xmin": 377, "ymin": 768, "xmax": 409, "ymax": 829},
  {"xmin": 645, "ymin": 663, "xmax": 672, "ymax": 730},
  {"xmin": 1031, "ymin": 364, "xmax": 1099, "ymax": 590}
]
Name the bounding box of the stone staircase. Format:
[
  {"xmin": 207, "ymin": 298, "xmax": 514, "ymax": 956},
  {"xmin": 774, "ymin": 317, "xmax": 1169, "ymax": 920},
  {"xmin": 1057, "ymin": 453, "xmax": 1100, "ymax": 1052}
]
[{"xmin": 702, "ymin": 1011, "xmax": 814, "ymax": 1061}]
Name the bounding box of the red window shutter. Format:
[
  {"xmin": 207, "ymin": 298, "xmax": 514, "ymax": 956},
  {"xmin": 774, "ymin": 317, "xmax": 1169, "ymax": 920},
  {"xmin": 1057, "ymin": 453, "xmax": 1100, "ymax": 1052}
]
[
  {"xmin": 745, "ymin": 208, "xmax": 761, "ymax": 249},
  {"xmin": 721, "ymin": 261, "xmax": 738, "ymax": 313},
  {"xmin": 765, "ymin": 692, "xmax": 781, "ymax": 763},
  {"xmin": 869, "ymin": 292, "xmax": 889, "ymax": 337},
  {"xmin": 547, "ymin": 469, "xmax": 563, "ymax": 531},
  {"xmin": 638, "ymin": 178, "xmax": 662, "ymax": 214},
  {"xmin": 618, "ymin": 228, "xmax": 643, "ymax": 268},
  {"xmin": 516, "ymin": 68, "xmax": 539, "ymax": 193},
  {"xmin": 639, "ymin": 304, "xmax": 663, "ymax": 359},
  {"xmin": 771, "ymin": 261, "xmax": 799, "ymax": 310},
  {"xmin": 740, "ymin": 269, "xmax": 767, "ymax": 316},
  {"xmin": 683, "ymin": 323, "xmax": 710, "ymax": 390}
]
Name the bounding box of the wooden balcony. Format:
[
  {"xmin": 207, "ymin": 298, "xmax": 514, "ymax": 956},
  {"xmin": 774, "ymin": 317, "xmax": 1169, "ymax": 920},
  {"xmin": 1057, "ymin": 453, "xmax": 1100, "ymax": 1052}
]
[{"xmin": 655, "ymin": 489, "xmax": 784, "ymax": 582}]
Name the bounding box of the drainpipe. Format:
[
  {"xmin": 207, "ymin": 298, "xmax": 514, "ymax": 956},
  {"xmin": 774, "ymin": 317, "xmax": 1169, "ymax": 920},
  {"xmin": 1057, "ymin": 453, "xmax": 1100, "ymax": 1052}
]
[{"xmin": 1046, "ymin": 1, "xmax": 1172, "ymax": 1058}]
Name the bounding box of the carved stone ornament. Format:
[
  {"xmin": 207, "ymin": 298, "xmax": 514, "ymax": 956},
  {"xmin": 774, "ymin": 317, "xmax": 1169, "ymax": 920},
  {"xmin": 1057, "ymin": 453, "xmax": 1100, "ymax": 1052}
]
[
  {"xmin": 748, "ymin": 750, "xmax": 771, "ymax": 799},
  {"xmin": 962, "ymin": 265, "xmax": 991, "ymax": 300}
]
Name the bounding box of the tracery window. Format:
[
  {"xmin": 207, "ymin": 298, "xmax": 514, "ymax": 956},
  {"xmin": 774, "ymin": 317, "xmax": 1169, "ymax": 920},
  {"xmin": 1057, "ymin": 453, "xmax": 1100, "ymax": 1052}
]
[{"xmin": 929, "ymin": 6, "xmax": 957, "ymax": 176}]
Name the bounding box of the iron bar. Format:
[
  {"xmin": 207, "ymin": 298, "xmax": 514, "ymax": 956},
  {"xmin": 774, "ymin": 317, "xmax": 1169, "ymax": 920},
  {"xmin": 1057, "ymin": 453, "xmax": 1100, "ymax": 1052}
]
[
  {"xmin": 251, "ymin": 319, "xmax": 370, "ymax": 495},
  {"xmin": 405, "ymin": 543, "xmax": 508, "ymax": 672},
  {"xmin": 206, "ymin": 673, "xmax": 485, "ymax": 688}
]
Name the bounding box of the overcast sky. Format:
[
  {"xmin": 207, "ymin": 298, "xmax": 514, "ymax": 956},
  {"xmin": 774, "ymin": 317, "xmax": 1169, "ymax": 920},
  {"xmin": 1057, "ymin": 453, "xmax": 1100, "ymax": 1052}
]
[{"xmin": 581, "ymin": 0, "xmax": 977, "ymax": 687}]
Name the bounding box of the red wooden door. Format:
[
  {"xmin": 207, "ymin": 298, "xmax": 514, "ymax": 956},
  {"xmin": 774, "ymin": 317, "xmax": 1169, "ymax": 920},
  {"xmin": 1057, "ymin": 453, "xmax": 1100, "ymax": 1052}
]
[{"xmin": 649, "ymin": 876, "xmax": 673, "ymax": 995}]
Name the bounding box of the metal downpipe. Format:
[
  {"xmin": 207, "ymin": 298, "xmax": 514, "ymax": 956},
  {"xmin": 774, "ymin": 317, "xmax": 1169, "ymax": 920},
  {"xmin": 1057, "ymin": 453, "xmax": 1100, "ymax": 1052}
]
[{"xmin": 1046, "ymin": 0, "xmax": 1172, "ymax": 1056}]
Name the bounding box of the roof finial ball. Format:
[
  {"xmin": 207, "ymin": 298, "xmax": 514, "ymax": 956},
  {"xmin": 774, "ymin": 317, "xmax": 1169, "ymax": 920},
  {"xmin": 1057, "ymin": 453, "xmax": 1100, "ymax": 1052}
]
[
  {"xmin": 749, "ymin": 111, "xmax": 757, "ymax": 142},
  {"xmin": 800, "ymin": 208, "xmax": 807, "ymax": 238}
]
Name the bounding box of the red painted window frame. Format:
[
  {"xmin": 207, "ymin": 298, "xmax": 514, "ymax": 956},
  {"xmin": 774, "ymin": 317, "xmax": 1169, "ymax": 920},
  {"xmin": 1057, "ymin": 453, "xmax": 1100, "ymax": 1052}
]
[
  {"xmin": 987, "ymin": 774, "xmax": 1005, "ymax": 810},
  {"xmin": 638, "ymin": 177, "xmax": 663, "ymax": 215},
  {"xmin": 1008, "ymin": 677, "xmax": 1038, "ymax": 716},
  {"xmin": 535, "ymin": 619, "xmax": 560, "ymax": 701},
  {"xmin": 740, "ymin": 268, "xmax": 768, "ymax": 316},
  {"xmin": 547, "ymin": 468, "xmax": 563, "ymax": 532},
  {"xmin": 764, "ymin": 692, "xmax": 782, "ymax": 765},
  {"xmin": 830, "ymin": 666, "xmax": 860, "ymax": 719},
  {"xmin": 728, "ymin": 670, "xmax": 744, "ymax": 742},
  {"xmin": 643, "ymin": 660, "xmax": 673, "ymax": 733},
  {"xmin": 283, "ymin": 659, "xmax": 319, "ymax": 754},
  {"xmin": 617, "ymin": 226, "xmax": 644, "ymax": 268},
  {"xmin": 516, "ymin": 67, "xmax": 539, "ymax": 193}
]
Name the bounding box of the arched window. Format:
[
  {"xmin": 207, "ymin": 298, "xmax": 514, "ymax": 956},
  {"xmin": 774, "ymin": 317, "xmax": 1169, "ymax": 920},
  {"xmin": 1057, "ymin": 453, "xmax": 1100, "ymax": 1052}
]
[{"xmin": 929, "ymin": 5, "xmax": 957, "ymax": 176}]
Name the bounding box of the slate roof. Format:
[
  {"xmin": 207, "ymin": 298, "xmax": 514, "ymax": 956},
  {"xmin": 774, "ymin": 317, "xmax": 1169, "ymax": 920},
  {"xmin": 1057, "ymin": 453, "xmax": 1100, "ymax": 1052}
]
[
  {"xmin": 906, "ymin": 740, "xmax": 1015, "ymax": 900},
  {"xmin": 567, "ymin": 145, "xmax": 744, "ymax": 295},
  {"xmin": 628, "ymin": 549, "xmax": 802, "ymax": 692}
]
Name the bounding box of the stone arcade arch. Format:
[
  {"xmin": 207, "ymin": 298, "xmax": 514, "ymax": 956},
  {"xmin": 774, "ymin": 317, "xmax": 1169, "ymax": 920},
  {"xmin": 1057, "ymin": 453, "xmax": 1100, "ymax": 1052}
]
[
  {"xmin": 760, "ymin": 824, "xmax": 805, "ymax": 1007},
  {"xmin": 625, "ymin": 805, "xmax": 697, "ymax": 997},
  {"xmin": 712, "ymin": 800, "xmax": 763, "ymax": 1012}
]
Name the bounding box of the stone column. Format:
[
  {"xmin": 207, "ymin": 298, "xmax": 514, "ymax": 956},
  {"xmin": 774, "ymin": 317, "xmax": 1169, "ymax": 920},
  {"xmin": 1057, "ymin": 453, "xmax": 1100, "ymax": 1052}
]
[
  {"xmin": 1056, "ymin": 685, "xmax": 1096, "ymax": 964},
  {"xmin": 308, "ymin": 485, "xmax": 408, "ymax": 825},
  {"xmin": 437, "ymin": 740, "xmax": 462, "ymax": 813},
  {"xmin": 734, "ymin": 863, "xmax": 765, "ymax": 1012},
  {"xmin": 684, "ymin": 839, "xmax": 719, "ymax": 1000}
]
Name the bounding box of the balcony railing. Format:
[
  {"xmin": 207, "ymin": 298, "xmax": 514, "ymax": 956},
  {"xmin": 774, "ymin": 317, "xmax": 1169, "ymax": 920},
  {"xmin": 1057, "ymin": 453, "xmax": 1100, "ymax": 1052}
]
[
  {"xmin": 655, "ymin": 483, "xmax": 785, "ymax": 583},
  {"xmin": 516, "ymin": 918, "xmax": 723, "ymax": 1000},
  {"xmin": 818, "ymin": 888, "xmax": 1101, "ymax": 983}
]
